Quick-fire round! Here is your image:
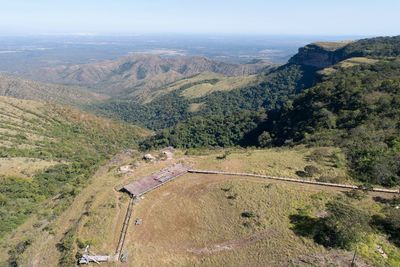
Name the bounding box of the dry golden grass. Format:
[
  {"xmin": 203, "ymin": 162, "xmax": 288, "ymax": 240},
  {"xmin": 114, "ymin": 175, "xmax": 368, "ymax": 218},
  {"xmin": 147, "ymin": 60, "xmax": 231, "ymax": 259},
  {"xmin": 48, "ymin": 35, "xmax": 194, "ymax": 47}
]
[
  {"xmin": 0, "ymin": 157, "xmax": 58, "ymax": 178},
  {"xmin": 313, "ymin": 41, "xmax": 353, "ymax": 51},
  {"xmin": 319, "ymin": 57, "xmax": 379, "ymax": 76},
  {"xmin": 0, "ymin": 96, "xmax": 56, "ymax": 149},
  {"xmin": 338, "ymin": 57, "xmax": 379, "ymax": 68},
  {"xmin": 126, "ymin": 174, "xmax": 333, "ymax": 266},
  {"xmin": 145, "ymin": 72, "xmax": 258, "ymax": 103},
  {"xmin": 188, "ymin": 102, "xmax": 205, "ymax": 113},
  {"xmin": 9, "ymin": 147, "xmax": 400, "ymax": 266},
  {"xmin": 180, "ymin": 75, "xmax": 258, "ymax": 99}
]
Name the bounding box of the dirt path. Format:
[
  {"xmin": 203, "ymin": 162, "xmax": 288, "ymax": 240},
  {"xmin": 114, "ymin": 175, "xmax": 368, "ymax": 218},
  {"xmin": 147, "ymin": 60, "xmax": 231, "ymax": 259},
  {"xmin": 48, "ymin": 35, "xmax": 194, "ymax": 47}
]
[
  {"xmin": 111, "ymin": 189, "xmax": 124, "ymax": 251},
  {"xmin": 187, "ymin": 230, "xmax": 276, "ymax": 255},
  {"xmin": 21, "ymin": 151, "xmax": 135, "ymax": 267}
]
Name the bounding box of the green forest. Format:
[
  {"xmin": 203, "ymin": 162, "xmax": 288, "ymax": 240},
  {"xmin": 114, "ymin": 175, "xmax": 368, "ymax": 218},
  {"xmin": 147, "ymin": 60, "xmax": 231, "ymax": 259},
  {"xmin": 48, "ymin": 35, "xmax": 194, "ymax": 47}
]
[{"xmin": 89, "ymin": 36, "xmax": 400, "ymax": 187}]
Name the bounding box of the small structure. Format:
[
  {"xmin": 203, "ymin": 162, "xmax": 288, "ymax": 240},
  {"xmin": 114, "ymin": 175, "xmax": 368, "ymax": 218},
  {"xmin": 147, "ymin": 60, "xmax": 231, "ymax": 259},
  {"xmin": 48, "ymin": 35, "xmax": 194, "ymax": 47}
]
[
  {"xmin": 135, "ymin": 218, "xmax": 142, "ymax": 225},
  {"xmin": 143, "ymin": 154, "xmax": 156, "ymax": 162},
  {"xmin": 120, "ymin": 252, "xmax": 128, "ymax": 263},
  {"xmin": 79, "ymin": 246, "xmax": 112, "ymax": 265},
  {"xmin": 118, "ymin": 165, "xmax": 134, "ymax": 174},
  {"xmin": 161, "ymin": 147, "xmax": 175, "ymax": 160},
  {"xmin": 161, "ymin": 151, "xmax": 173, "ymax": 160}
]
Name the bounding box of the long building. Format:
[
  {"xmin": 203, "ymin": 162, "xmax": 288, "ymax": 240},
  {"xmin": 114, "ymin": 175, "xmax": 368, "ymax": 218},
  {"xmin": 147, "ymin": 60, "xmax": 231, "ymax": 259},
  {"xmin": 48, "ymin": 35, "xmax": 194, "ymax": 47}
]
[{"xmin": 122, "ymin": 163, "xmax": 190, "ymax": 197}]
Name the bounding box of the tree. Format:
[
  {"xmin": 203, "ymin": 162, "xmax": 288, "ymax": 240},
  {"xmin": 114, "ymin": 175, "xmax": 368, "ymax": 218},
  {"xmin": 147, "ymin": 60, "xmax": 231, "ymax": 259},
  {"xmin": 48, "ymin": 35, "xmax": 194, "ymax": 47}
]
[
  {"xmin": 258, "ymin": 131, "xmax": 273, "ymax": 147},
  {"xmin": 315, "ymin": 200, "xmax": 371, "ymax": 249}
]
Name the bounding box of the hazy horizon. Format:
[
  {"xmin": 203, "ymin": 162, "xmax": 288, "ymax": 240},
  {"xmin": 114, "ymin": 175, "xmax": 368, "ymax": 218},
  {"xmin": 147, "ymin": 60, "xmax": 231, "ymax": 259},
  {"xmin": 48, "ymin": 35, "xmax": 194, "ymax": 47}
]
[{"xmin": 0, "ymin": 0, "xmax": 399, "ymax": 36}]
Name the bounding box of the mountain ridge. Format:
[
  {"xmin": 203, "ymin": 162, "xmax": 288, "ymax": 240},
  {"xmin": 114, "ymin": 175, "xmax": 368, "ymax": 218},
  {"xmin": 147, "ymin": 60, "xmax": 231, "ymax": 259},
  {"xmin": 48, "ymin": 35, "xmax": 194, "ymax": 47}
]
[
  {"xmin": 25, "ymin": 54, "xmax": 272, "ymax": 99},
  {"xmin": 0, "ymin": 74, "xmax": 108, "ymax": 106}
]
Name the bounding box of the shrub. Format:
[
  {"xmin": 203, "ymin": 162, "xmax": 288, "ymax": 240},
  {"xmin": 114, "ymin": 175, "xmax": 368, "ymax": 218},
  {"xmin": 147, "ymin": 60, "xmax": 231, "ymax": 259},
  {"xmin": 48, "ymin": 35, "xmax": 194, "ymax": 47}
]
[
  {"xmin": 296, "ymin": 165, "xmax": 320, "ymax": 178},
  {"xmin": 372, "ymin": 208, "xmax": 400, "ymax": 247},
  {"xmin": 241, "ymin": 211, "xmax": 257, "ymax": 218},
  {"xmin": 290, "ymin": 200, "xmax": 372, "ymax": 250},
  {"xmin": 8, "ymin": 239, "xmax": 32, "ymax": 267},
  {"xmin": 315, "ymin": 200, "xmax": 371, "ymax": 249},
  {"xmin": 308, "ymin": 147, "xmax": 332, "ymax": 162},
  {"xmin": 304, "ymin": 165, "xmax": 320, "ymax": 176},
  {"xmin": 344, "ymin": 189, "xmax": 368, "ymax": 200},
  {"xmin": 258, "ymin": 132, "xmax": 273, "ymax": 147}
]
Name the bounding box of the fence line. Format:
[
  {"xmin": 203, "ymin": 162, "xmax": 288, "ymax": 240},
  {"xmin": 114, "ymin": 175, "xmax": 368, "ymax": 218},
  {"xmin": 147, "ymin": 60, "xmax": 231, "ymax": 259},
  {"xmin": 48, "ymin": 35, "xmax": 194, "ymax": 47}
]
[
  {"xmin": 188, "ymin": 169, "xmax": 400, "ymax": 194},
  {"xmin": 115, "ymin": 196, "xmax": 135, "ymax": 258}
]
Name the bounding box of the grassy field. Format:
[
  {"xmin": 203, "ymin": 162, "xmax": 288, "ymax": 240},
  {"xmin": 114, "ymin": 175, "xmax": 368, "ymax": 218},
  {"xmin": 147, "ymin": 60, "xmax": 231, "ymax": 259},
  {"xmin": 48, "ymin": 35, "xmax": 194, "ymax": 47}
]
[
  {"xmin": 145, "ymin": 72, "xmax": 259, "ymax": 103},
  {"xmin": 0, "ymin": 157, "xmax": 59, "ymax": 178},
  {"xmin": 13, "ymin": 146, "xmax": 399, "ymax": 266},
  {"xmin": 313, "ymin": 41, "xmax": 352, "ymax": 51},
  {"xmin": 319, "ymin": 57, "xmax": 379, "ymax": 76}
]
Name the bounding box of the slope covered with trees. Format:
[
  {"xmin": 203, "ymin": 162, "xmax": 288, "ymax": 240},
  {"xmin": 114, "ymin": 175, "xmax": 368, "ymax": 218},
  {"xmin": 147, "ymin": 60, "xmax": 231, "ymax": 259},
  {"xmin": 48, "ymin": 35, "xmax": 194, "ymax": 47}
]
[
  {"xmin": 0, "ymin": 96, "xmax": 148, "ymax": 240},
  {"xmin": 137, "ymin": 36, "xmax": 400, "ymax": 187},
  {"xmin": 270, "ymin": 58, "xmax": 400, "ymax": 186}
]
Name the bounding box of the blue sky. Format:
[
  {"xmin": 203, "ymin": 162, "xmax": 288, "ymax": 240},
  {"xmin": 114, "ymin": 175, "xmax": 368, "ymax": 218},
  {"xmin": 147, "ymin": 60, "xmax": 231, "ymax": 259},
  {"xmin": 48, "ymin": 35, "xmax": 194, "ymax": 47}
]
[{"xmin": 0, "ymin": 0, "xmax": 399, "ymax": 36}]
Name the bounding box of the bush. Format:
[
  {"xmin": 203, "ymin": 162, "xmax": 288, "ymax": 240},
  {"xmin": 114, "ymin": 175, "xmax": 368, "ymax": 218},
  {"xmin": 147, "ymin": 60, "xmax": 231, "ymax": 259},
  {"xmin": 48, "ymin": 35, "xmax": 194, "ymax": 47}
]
[
  {"xmin": 304, "ymin": 165, "xmax": 320, "ymax": 176},
  {"xmin": 315, "ymin": 200, "xmax": 371, "ymax": 249},
  {"xmin": 290, "ymin": 200, "xmax": 372, "ymax": 250},
  {"xmin": 258, "ymin": 132, "xmax": 273, "ymax": 147},
  {"xmin": 296, "ymin": 165, "xmax": 320, "ymax": 178},
  {"xmin": 372, "ymin": 208, "xmax": 400, "ymax": 247},
  {"xmin": 7, "ymin": 239, "xmax": 32, "ymax": 267},
  {"xmin": 344, "ymin": 189, "xmax": 368, "ymax": 200},
  {"xmin": 308, "ymin": 147, "xmax": 332, "ymax": 162},
  {"xmin": 241, "ymin": 211, "xmax": 257, "ymax": 218}
]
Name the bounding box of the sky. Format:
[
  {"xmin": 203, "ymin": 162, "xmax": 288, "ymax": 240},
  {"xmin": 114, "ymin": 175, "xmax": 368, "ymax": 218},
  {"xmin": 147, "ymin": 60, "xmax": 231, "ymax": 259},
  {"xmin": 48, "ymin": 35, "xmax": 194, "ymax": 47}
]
[{"xmin": 0, "ymin": 0, "xmax": 399, "ymax": 36}]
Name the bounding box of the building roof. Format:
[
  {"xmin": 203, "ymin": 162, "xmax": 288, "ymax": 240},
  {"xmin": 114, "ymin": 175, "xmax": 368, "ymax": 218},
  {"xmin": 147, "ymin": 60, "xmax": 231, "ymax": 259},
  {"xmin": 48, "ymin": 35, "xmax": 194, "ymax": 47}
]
[{"xmin": 122, "ymin": 163, "xmax": 189, "ymax": 197}]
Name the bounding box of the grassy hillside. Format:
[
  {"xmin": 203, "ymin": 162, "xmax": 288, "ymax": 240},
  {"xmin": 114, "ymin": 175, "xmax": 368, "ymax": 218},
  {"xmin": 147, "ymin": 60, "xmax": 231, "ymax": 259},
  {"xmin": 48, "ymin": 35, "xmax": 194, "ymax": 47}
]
[
  {"xmin": 90, "ymin": 62, "xmax": 314, "ymax": 131},
  {"xmin": 0, "ymin": 96, "xmax": 148, "ymax": 266},
  {"xmin": 0, "ymin": 74, "xmax": 107, "ymax": 106},
  {"xmin": 27, "ymin": 54, "xmax": 270, "ymax": 98},
  {"xmin": 15, "ymin": 147, "xmax": 400, "ymax": 266},
  {"xmin": 142, "ymin": 72, "xmax": 259, "ymax": 103}
]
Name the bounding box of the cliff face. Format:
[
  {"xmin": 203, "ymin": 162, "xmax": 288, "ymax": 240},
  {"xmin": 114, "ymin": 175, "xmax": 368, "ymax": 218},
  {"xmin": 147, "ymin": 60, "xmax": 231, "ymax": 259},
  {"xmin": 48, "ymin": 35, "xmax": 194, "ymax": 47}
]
[
  {"xmin": 289, "ymin": 36, "xmax": 400, "ymax": 69},
  {"xmin": 288, "ymin": 44, "xmax": 344, "ymax": 69}
]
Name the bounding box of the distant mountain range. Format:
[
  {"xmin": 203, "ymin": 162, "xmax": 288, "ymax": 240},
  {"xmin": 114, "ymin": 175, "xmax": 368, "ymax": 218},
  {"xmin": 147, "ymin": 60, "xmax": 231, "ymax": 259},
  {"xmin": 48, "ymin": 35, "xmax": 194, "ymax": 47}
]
[{"xmin": 25, "ymin": 54, "xmax": 272, "ymax": 100}]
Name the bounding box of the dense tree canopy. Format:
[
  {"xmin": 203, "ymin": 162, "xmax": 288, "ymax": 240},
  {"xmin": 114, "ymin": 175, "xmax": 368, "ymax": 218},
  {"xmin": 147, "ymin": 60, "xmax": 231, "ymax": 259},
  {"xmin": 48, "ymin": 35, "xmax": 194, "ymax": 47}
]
[
  {"xmin": 273, "ymin": 59, "xmax": 400, "ymax": 186},
  {"xmin": 92, "ymin": 36, "xmax": 400, "ymax": 186}
]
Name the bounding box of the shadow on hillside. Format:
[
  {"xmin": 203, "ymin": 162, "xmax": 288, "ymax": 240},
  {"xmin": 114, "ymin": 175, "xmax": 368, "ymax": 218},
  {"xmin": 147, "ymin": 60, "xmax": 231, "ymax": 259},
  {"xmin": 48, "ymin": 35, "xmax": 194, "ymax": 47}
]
[
  {"xmin": 289, "ymin": 214, "xmax": 337, "ymax": 248},
  {"xmin": 289, "ymin": 214, "xmax": 319, "ymax": 238}
]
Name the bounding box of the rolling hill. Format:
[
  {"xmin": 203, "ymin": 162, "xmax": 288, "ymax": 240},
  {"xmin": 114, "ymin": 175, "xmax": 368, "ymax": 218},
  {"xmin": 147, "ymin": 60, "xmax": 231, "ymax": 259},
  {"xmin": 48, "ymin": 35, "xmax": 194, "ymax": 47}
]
[
  {"xmin": 0, "ymin": 74, "xmax": 107, "ymax": 106},
  {"xmin": 138, "ymin": 36, "xmax": 400, "ymax": 187},
  {"xmin": 26, "ymin": 54, "xmax": 271, "ymax": 100}
]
